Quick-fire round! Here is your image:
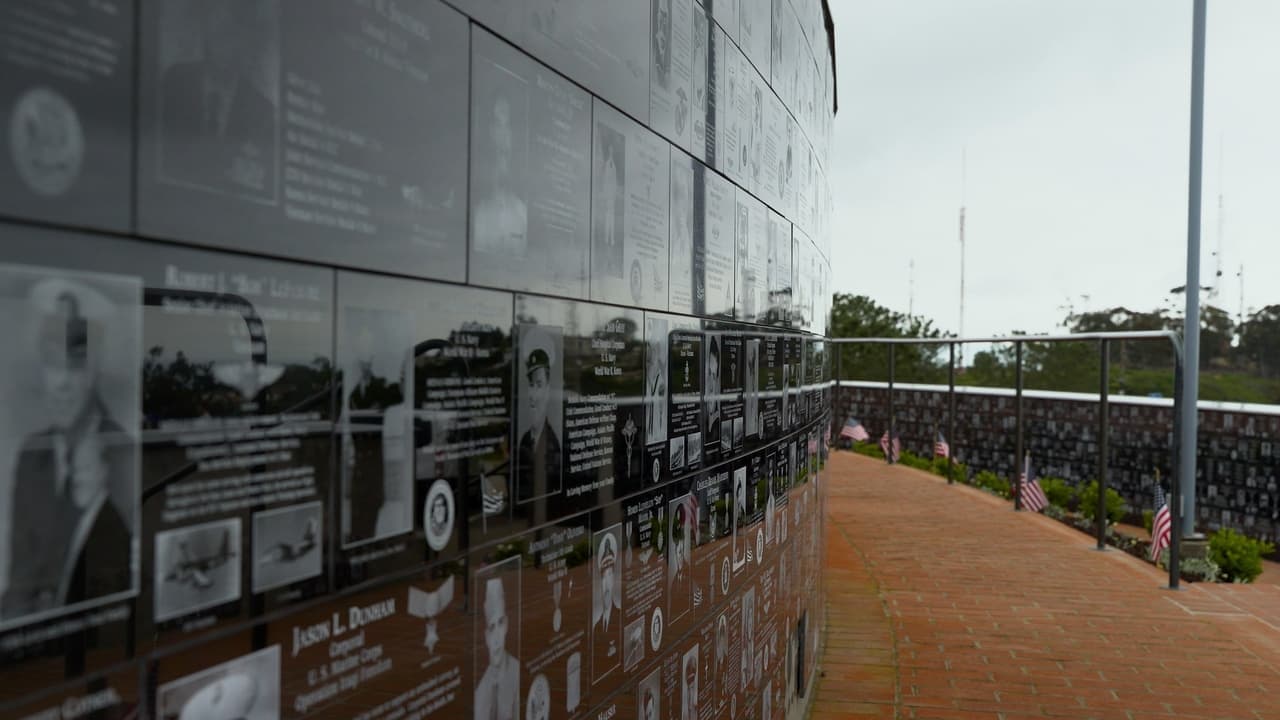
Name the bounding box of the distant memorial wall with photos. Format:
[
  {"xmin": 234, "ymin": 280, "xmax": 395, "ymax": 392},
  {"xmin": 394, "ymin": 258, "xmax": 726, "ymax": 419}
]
[
  {"xmin": 0, "ymin": 1, "xmax": 838, "ymax": 718},
  {"xmin": 839, "ymin": 383, "xmax": 1280, "ymax": 543}
]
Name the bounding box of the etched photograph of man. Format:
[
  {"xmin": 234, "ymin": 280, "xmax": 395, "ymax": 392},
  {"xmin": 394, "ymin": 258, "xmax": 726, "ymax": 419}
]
[
  {"xmin": 337, "ymin": 305, "xmax": 414, "ymax": 548},
  {"xmin": 748, "ymin": 85, "xmax": 763, "ymax": 185},
  {"xmin": 251, "ymin": 501, "xmax": 321, "ymax": 594},
  {"xmin": 743, "ymin": 339, "xmax": 760, "ymax": 438},
  {"xmin": 592, "ymin": 523, "xmax": 623, "ymax": 684},
  {"xmin": 645, "ymin": 316, "xmax": 669, "ymax": 450},
  {"xmin": 681, "ymin": 645, "xmax": 699, "ymax": 720},
  {"xmin": 652, "ymin": 0, "xmax": 673, "ymax": 91},
  {"xmin": 470, "ymin": 54, "xmax": 529, "ymax": 258},
  {"xmin": 156, "ymin": 644, "xmax": 280, "ymax": 720},
  {"xmin": 731, "ymin": 466, "xmax": 747, "ymax": 571},
  {"xmin": 154, "ymin": 517, "xmax": 242, "ymax": 623},
  {"xmin": 667, "ymin": 495, "xmax": 693, "ymax": 622},
  {"xmin": 515, "ymin": 323, "xmax": 563, "ymax": 504},
  {"xmin": 474, "ymin": 555, "xmax": 521, "ymax": 720},
  {"xmin": 156, "ymin": 0, "xmax": 279, "ymax": 202},
  {"xmin": 638, "ymin": 665, "xmax": 661, "ymax": 720},
  {"xmin": 592, "ymin": 119, "xmax": 626, "ymax": 280},
  {"xmin": 0, "ymin": 267, "xmax": 140, "ymax": 630},
  {"xmin": 705, "ymin": 335, "xmax": 721, "ymax": 452},
  {"xmin": 715, "ymin": 613, "xmax": 728, "ymax": 692}
]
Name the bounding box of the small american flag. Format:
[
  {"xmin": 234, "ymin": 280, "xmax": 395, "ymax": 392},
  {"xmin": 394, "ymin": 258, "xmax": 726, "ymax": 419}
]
[
  {"xmin": 933, "ymin": 431, "xmax": 950, "ymax": 459},
  {"xmin": 1018, "ymin": 454, "xmax": 1048, "ymax": 512},
  {"xmin": 879, "ymin": 431, "xmax": 901, "ymax": 463},
  {"xmin": 840, "ymin": 417, "xmax": 870, "ymax": 442},
  {"xmin": 1150, "ymin": 484, "xmax": 1172, "ymax": 562}
]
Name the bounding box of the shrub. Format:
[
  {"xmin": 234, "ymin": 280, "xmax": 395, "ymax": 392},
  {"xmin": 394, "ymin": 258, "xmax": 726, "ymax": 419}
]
[
  {"xmin": 1142, "ymin": 510, "xmax": 1154, "ymax": 534},
  {"xmin": 1078, "ymin": 480, "xmax": 1126, "ymax": 525},
  {"xmin": 930, "ymin": 456, "xmax": 969, "ymax": 483},
  {"xmin": 1209, "ymin": 529, "xmax": 1275, "ymax": 583},
  {"xmin": 1043, "ymin": 504, "xmax": 1067, "ymax": 521},
  {"xmin": 1039, "ymin": 477, "xmax": 1076, "ymax": 509},
  {"xmin": 1155, "ymin": 549, "xmax": 1221, "ymax": 583},
  {"xmin": 898, "ymin": 451, "xmax": 933, "ymax": 471},
  {"xmin": 973, "ymin": 470, "xmax": 1011, "ymax": 499},
  {"xmin": 853, "ymin": 442, "xmax": 884, "ymax": 460}
]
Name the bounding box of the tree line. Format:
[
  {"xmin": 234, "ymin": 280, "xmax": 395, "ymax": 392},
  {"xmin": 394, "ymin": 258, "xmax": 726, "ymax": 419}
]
[{"xmin": 830, "ymin": 293, "xmax": 1280, "ymax": 403}]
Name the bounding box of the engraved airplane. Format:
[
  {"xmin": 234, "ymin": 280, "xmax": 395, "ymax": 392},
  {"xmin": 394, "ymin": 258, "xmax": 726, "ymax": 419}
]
[
  {"xmin": 165, "ymin": 530, "xmax": 236, "ymax": 590},
  {"xmin": 259, "ymin": 518, "xmax": 318, "ymax": 565}
]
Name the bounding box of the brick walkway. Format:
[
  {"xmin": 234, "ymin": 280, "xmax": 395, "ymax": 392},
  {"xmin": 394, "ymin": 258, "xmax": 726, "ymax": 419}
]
[{"xmin": 811, "ymin": 453, "xmax": 1280, "ymax": 720}]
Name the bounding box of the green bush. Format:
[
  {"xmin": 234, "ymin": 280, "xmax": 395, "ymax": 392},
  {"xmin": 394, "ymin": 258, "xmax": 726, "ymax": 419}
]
[
  {"xmin": 852, "ymin": 442, "xmax": 884, "ymax": 460},
  {"xmin": 1039, "ymin": 477, "xmax": 1076, "ymax": 509},
  {"xmin": 973, "ymin": 470, "xmax": 1011, "ymax": 499},
  {"xmin": 1156, "ymin": 549, "xmax": 1220, "ymax": 582},
  {"xmin": 930, "ymin": 456, "xmax": 968, "ymax": 482},
  {"xmin": 1078, "ymin": 480, "xmax": 1126, "ymax": 525},
  {"xmin": 1209, "ymin": 529, "xmax": 1275, "ymax": 583},
  {"xmin": 898, "ymin": 451, "xmax": 933, "ymax": 471},
  {"xmin": 1142, "ymin": 510, "xmax": 1154, "ymax": 534}
]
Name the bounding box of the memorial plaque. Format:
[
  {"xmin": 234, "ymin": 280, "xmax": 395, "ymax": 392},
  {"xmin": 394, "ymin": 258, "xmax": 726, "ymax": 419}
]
[
  {"xmin": 590, "ymin": 102, "xmax": 671, "ymax": 311},
  {"xmin": 138, "ymin": 0, "xmax": 470, "ymax": 280},
  {"xmin": 520, "ymin": 513, "xmax": 592, "ymax": 720},
  {"xmin": 690, "ymin": 6, "xmax": 724, "ymax": 168},
  {"xmin": 139, "ymin": 248, "xmax": 333, "ymax": 646},
  {"xmin": 738, "ymin": 0, "xmax": 771, "ymax": 93},
  {"xmin": 743, "ymin": 68, "xmax": 769, "ymax": 199},
  {"xmin": 335, "ymin": 274, "xmax": 512, "ymax": 588},
  {"xmin": 765, "ymin": 212, "xmax": 791, "ymax": 326},
  {"xmin": 470, "ymin": 28, "xmax": 592, "ymax": 299},
  {"xmin": 702, "ymin": 169, "xmax": 740, "ymax": 320},
  {"xmin": 651, "ymin": 0, "xmax": 694, "ymax": 152},
  {"xmin": 514, "ymin": 295, "xmax": 645, "ymax": 519},
  {"xmin": 719, "ymin": 41, "xmax": 750, "ymax": 187},
  {"xmin": 778, "ymin": 115, "xmax": 799, "ymax": 220},
  {"xmin": 670, "ymin": 153, "xmax": 698, "ymax": 316},
  {"xmin": 269, "ymin": 568, "xmax": 467, "ymax": 719},
  {"xmin": 644, "ymin": 313, "xmax": 704, "ymax": 487},
  {"xmin": 707, "ymin": 325, "xmax": 747, "ymax": 462},
  {"xmin": 0, "ymin": 0, "xmax": 133, "ymax": 231},
  {"xmin": 610, "ymin": 487, "xmax": 667, "ymax": 692},
  {"xmin": 711, "ymin": 0, "xmax": 741, "ymax": 45},
  {"xmin": 523, "ymin": 0, "xmax": 651, "ymax": 123},
  {"xmin": 735, "ymin": 192, "xmax": 768, "ymax": 323}
]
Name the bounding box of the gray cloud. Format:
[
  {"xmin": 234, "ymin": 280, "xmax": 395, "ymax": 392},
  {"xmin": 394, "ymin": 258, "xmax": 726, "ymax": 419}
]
[{"xmin": 830, "ymin": 0, "xmax": 1280, "ymax": 336}]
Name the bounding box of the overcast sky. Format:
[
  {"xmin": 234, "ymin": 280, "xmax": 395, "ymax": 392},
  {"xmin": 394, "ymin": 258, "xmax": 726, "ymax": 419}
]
[{"xmin": 828, "ymin": 1, "xmax": 1280, "ymax": 337}]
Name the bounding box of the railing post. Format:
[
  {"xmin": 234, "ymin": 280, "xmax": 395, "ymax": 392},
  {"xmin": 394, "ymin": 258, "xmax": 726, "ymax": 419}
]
[
  {"xmin": 887, "ymin": 344, "xmax": 896, "ymax": 464},
  {"xmin": 947, "ymin": 342, "xmax": 956, "ymax": 485},
  {"xmin": 1014, "ymin": 340, "xmax": 1024, "ymax": 511},
  {"xmin": 1096, "ymin": 339, "xmax": 1110, "ymax": 551}
]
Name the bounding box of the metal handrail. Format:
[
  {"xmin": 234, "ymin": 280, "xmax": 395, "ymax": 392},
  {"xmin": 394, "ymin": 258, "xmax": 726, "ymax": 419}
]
[{"xmin": 830, "ymin": 330, "xmax": 1188, "ymax": 590}]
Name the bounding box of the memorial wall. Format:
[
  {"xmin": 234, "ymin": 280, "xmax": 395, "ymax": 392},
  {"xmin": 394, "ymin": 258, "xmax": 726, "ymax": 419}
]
[
  {"xmin": 0, "ymin": 1, "xmax": 837, "ymax": 718},
  {"xmin": 838, "ymin": 383, "xmax": 1280, "ymax": 543}
]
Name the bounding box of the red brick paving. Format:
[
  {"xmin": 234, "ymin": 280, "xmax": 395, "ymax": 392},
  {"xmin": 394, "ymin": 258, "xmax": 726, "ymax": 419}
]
[{"xmin": 811, "ymin": 453, "xmax": 1280, "ymax": 720}]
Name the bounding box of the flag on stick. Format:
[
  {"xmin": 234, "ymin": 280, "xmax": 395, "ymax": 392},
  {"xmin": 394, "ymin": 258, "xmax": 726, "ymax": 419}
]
[
  {"xmin": 1018, "ymin": 454, "xmax": 1048, "ymax": 512},
  {"xmin": 879, "ymin": 431, "xmax": 901, "ymax": 463},
  {"xmin": 1150, "ymin": 483, "xmax": 1172, "ymax": 562},
  {"xmin": 934, "ymin": 431, "xmax": 950, "ymax": 459},
  {"xmin": 840, "ymin": 417, "xmax": 870, "ymax": 442}
]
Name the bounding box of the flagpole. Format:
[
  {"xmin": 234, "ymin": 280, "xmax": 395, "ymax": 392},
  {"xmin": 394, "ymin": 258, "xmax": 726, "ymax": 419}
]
[
  {"xmin": 1178, "ymin": 0, "xmax": 1207, "ymax": 542},
  {"xmin": 958, "ymin": 149, "xmax": 966, "ymax": 369}
]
